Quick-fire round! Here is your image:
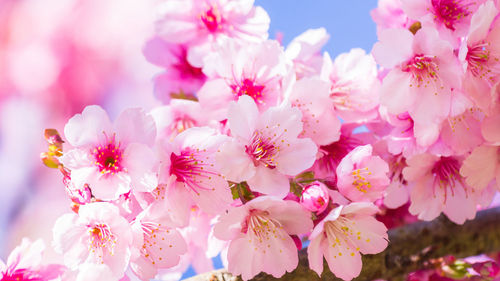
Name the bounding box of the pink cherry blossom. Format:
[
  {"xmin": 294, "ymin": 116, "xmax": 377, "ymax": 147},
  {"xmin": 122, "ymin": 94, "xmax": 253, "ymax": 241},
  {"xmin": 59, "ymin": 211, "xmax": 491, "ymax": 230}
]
[
  {"xmin": 130, "ymin": 204, "xmax": 187, "ymax": 280},
  {"xmin": 300, "ymin": 181, "xmax": 330, "ymax": 214},
  {"xmin": 216, "ymin": 96, "xmax": 318, "ymax": 198},
  {"xmin": 0, "ymin": 238, "xmax": 65, "ymax": 281},
  {"xmin": 284, "ymin": 28, "xmax": 329, "ymax": 79},
  {"xmin": 372, "ymin": 27, "xmax": 470, "ymax": 127},
  {"xmin": 460, "ymin": 145, "xmax": 500, "ymax": 191},
  {"xmin": 401, "ymin": 0, "xmax": 484, "ymax": 44},
  {"xmin": 308, "ymin": 202, "xmax": 388, "ymax": 281},
  {"xmin": 60, "ymin": 105, "xmax": 158, "ymax": 200},
  {"xmin": 143, "ymin": 38, "xmax": 206, "ymax": 103},
  {"xmin": 321, "ymin": 48, "xmax": 381, "ymax": 123},
  {"xmin": 155, "ymin": 0, "xmax": 270, "ymax": 67},
  {"xmin": 52, "ymin": 202, "xmax": 133, "ymax": 279},
  {"xmin": 213, "ymin": 196, "xmax": 313, "ymax": 280},
  {"xmin": 197, "ymin": 39, "xmax": 292, "ymax": 120},
  {"xmin": 158, "ymin": 126, "xmax": 233, "ymax": 220},
  {"xmin": 336, "ymin": 144, "xmax": 391, "ymax": 202},
  {"xmin": 287, "ymin": 77, "xmax": 341, "ymax": 146},
  {"xmin": 459, "ymin": 0, "xmax": 500, "ymax": 111},
  {"xmin": 403, "ymin": 154, "xmax": 494, "ymax": 224}
]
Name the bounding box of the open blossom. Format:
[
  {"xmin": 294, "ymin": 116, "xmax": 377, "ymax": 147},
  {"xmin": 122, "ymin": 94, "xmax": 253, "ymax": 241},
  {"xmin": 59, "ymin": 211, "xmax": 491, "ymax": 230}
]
[
  {"xmin": 213, "ymin": 196, "xmax": 313, "ymax": 280},
  {"xmin": 460, "ymin": 145, "xmax": 500, "ymax": 191},
  {"xmin": 285, "ymin": 28, "xmax": 329, "ymax": 79},
  {"xmin": 198, "ymin": 39, "xmax": 292, "ymax": 119},
  {"xmin": 308, "ymin": 202, "xmax": 388, "ymax": 281},
  {"xmin": 372, "ymin": 26, "xmax": 470, "ymax": 128},
  {"xmin": 60, "ymin": 105, "xmax": 158, "ymax": 200},
  {"xmin": 130, "ymin": 204, "xmax": 187, "ymax": 280},
  {"xmin": 53, "ymin": 202, "xmax": 133, "ymax": 279},
  {"xmin": 155, "ymin": 0, "xmax": 270, "ymax": 67},
  {"xmin": 158, "ymin": 126, "xmax": 233, "ymax": 222},
  {"xmin": 216, "ymin": 96, "xmax": 318, "ymax": 198},
  {"xmin": 404, "ymin": 154, "xmax": 494, "ymax": 224},
  {"xmin": 336, "ymin": 144, "xmax": 390, "ymax": 202},
  {"xmin": 459, "ymin": 0, "xmax": 500, "ymax": 111},
  {"xmin": 401, "ymin": 0, "xmax": 484, "ymax": 43},
  {"xmin": 321, "ymin": 48, "xmax": 381, "ymax": 123},
  {"xmin": 287, "ymin": 77, "xmax": 341, "ymax": 146},
  {"xmin": 0, "ymin": 238, "xmax": 65, "ymax": 281},
  {"xmin": 143, "ymin": 38, "xmax": 206, "ymax": 103}
]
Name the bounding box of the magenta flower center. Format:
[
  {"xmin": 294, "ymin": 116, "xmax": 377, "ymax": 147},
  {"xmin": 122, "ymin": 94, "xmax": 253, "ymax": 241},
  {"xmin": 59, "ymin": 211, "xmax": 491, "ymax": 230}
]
[
  {"xmin": 245, "ymin": 131, "xmax": 278, "ymax": 169},
  {"xmin": 169, "ymin": 149, "xmax": 217, "ymax": 194},
  {"xmin": 173, "ymin": 47, "xmax": 204, "ymax": 79},
  {"xmin": 431, "ymin": 156, "xmax": 464, "ymax": 199},
  {"xmin": 169, "ymin": 116, "xmax": 197, "ymax": 135},
  {"xmin": 201, "ymin": 6, "xmax": 223, "ymax": 33},
  {"xmin": 88, "ymin": 224, "xmax": 116, "ymax": 255},
  {"xmin": 93, "ymin": 135, "xmax": 123, "ymax": 175},
  {"xmin": 403, "ymin": 54, "xmax": 440, "ymax": 86},
  {"xmin": 466, "ymin": 42, "xmax": 498, "ymax": 80},
  {"xmin": 431, "ymin": 0, "xmax": 473, "ymax": 30},
  {"xmin": 1, "ymin": 270, "xmax": 41, "ymax": 281},
  {"xmin": 231, "ymin": 78, "xmax": 266, "ymax": 104}
]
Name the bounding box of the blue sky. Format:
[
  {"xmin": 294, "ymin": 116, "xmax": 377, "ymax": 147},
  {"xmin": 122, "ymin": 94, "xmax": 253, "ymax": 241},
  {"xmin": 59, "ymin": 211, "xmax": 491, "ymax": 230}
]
[{"xmin": 255, "ymin": 0, "xmax": 379, "ymax": 56}]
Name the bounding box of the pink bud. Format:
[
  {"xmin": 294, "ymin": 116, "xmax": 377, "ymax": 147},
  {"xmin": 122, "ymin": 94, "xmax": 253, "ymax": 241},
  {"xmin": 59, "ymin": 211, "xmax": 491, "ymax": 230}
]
[{"xmin": 300, "ymin": 181, "xmax": 329, "ymax": 214}]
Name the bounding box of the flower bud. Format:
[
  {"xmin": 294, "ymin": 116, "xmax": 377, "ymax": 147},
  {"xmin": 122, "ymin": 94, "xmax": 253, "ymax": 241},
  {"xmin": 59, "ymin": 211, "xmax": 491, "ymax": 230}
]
[{"xmin": 300, "ymin": 181, "xmax": 329, "ymax": 214}]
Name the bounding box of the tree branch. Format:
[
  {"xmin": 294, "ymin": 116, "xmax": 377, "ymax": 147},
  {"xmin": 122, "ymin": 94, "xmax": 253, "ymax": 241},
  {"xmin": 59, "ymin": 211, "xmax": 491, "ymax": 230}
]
[{"xmin": 184, "ymin": 206, "xmax": 500, "ymax": 281}]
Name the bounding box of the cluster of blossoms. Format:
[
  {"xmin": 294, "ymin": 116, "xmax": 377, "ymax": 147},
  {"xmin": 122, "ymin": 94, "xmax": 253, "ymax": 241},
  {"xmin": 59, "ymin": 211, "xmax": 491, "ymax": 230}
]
[{"xmin": 6, "ymin": 0, "xmax": 498, "ymax": 281}]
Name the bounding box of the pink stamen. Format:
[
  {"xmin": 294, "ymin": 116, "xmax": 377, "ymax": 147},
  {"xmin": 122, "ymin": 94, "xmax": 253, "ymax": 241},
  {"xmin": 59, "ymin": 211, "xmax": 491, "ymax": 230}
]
[
  {"xmin": 93, "ymin": 134, "xmax": 124, "ymax": 175},
  {"xmin": 231, "ymin": 78, "xmax": 266, "ymax": 104},
  {"xmin": 245, "ymin": 131, "xmax": 278, "ymax": 168},
  {"xmin": 169, "ymin": 149, "xmax": 218, "ymax": 194}
]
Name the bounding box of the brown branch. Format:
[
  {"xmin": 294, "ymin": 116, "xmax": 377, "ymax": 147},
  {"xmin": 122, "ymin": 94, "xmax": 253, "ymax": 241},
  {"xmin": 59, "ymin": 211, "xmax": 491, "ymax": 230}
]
[{"xmin": 184, "ymin": 206, "xmax": 500, "ymax": 281}]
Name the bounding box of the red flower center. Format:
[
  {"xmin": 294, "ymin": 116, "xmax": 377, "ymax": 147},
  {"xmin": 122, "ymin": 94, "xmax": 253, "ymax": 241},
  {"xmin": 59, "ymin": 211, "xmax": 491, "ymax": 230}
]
[
  {"xmin": 431, "ymin": 0, "xmax": 473, "ymax": 31},
  {"xmin": 201, "ymin": 6, "xmax": 223, "ymax": 33},
  {"xmin": 93, "ymin": 135, "xmax": 124, "ymax": 175},
  {"xmin": 231, "ymin": 78, "xmax": 266, "ymax": 104},
  {"xmin": 245, "ymin": 131, "xmax": 278, "ymax": 169}
]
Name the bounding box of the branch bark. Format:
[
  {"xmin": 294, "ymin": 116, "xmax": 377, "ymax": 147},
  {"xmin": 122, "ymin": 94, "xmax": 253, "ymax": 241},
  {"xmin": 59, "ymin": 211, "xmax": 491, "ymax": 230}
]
[{"xmin": 184, "ymin": 206, "xmax": 500, "ymax": 281}]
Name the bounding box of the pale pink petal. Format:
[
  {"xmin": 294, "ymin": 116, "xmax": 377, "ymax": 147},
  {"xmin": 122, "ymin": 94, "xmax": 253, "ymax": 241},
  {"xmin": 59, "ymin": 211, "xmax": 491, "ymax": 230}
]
[
  {"xmin": 460, "ymin": 145, "xmax": 498, "ymax": 191},
  {"xmin": 468, "ymin": 1, "xmax": 498, "ymax": 44},
  {"xmin": 124, "ymin": 143, "xmax": 158, "ymax": 193},
  {"xmin": 307, "ymin": 236, "xmax": 324, "ymax": 276},
  {"xmin": 408, "ymin": 176, "xmax": 445, "ymax": 221},
  {"xmin": 53, "ymin": 214, "xmax": 88, "ymax": 269},
  {"xmin": 352, "ymin": 216, "xmax": 389, "ymax": 255},
  {"xmin": 324, "ymin": 238, "xmax": 362, "ymax": 281},
  {"xmin": 443, "ymin": 183, "xmax": 477, "ymax": 224},
  {"xmin": 380, "ymin": 70, "xmax": 415, "ymax": 115},
  {"xmin": 87, "ymin": 172, "xmax": 130, "ymax": 201},
  {"xmin": 216, "ymin": 139, "xmax": 256, "ymax": 182},
  {"xmin": 257, "ymin": 103, "xmax": 303, "ymax": 140},
  {"xmin": 197, "ymin": 79, "xmax": 236, "ymax": 120},
  {"xmin": 384, "ymin": 181, "xmax": 409, "ymax": 209},
  {"xmin": 275, "ymin": 138, "xmax": 317, "ymax": 176},
  {"xmin": 76, "ymin": 263, "xmax": 115, "ymax": 281},
  {"xmin": 482, "ymin": 113, "xmax": 500, "ymax": 143},
  {"xmin": 64, "ymin": 105, "xmax": 112, "ymax": 147},
  {"xmin": 371, "ymin": 28, "xmax": 414, "ymax": 68},
  {"xmin": 213, "ymin": 206, "xmax": 249, "ymax": 241},
  {"xmin": 115, "ymin": 108, "xmax": 156, "ymax": 146},
  {"xmin": 247, "ymin": 166, "xmax": 290, "ymax": 198}
]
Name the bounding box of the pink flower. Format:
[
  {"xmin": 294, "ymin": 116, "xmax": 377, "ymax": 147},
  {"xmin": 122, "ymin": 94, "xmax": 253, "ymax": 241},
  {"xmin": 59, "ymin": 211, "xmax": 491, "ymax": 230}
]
[
  {"xmin": 321, "ymin": 48, "xmax": 381, "ymax": 123},
  {"xmin": 197, "ymin": 39, "xmax": 292, "ymax": 120},
  {"xmin": 158, "ymin": 126, "xmax": 233, "ymax": 220},
  {"xmin": 404, "ymin": 154, "xmax": 494, "ymax": 224},
  {"xmin": 213, "ymin": 196, "xmax": 313, "ymax": 280},
  {"xmin": 216, "ymin": 96, "xmax": 318, "ymax": 198},
  {"xmin": 460, "ymin": 145, "xmax": 500, "ymax": 191},
  {"xmin": 130, "ymin": 204, "xmax": 187, "ymax": 280},
  {"xmin": 155, "ymin": 0, "xmax": 270, "ymax": 66},
  {"xmin": 372, "ymin": 27, "xmax": 469, "ymax": 127},
  {"xmin": 143, "ymin": 38, "xmax": 206, "ymax": 103},
  {"xmin": 0, "ymin": 238, "xmax": 65, "ymax": 281},
  {"xmin": 336, "ymin": 144, "xmax": 391, "ymax": 202},
  {"xmin": 284, "ymin": 28, "xmax": 329, "ymax": 79},
  {"xmin": 61, "ymin": 105, "xmax": 158, "ymax": 200},
  {"xmin": 401, "ymin": 0, "xmax": 484, "ymax": 43},
  {"xmin": 288, "ymin": 77, "xmax": 341, "ymax": 146},
  {"xmin": 459, "ymin": 0, "xmax": 500, "ymax": 111},
  {"xmin": 300, "ymin": 181, "xmax": 330, "ymax": 214},
  {"xmin": 52, "ymin": 202, "xmax": 133, "ymax": 279},
  {"xmin": 308, "ymin": 202, "xmax": 388, "ymax": 281}
]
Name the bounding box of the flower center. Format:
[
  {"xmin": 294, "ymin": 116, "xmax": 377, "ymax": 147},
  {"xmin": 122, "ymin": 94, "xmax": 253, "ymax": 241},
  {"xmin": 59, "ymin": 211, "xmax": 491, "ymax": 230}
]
[
  {"xmin": 403, "ymin": 54, "xmax": 441, "ymax": 87},
  {"xmin": 231, "ymin": 78, "xmax": 266, "ymax": 104},
  {"xmin": 201, "ymin": 6, "xmax": 223, "ymax": 33},
  {"xmin": 466, "ymin": 42, "xmax": 500, "ymax": 83},
  {"xmin": 431, "ymin": 156, "xmax": 465, "ymax": 200},
  {"xmin": 173, "ymin": 47, "xmax": 204, "ymax": 79},
  {"xmin": 169, "ymin": 149, "xmax": 217, "ymax": 194},
  {"xmin": 88, "ymin": 224, "xmax": 116, "ymax": 255},
  {"xmin": 241, "ymin": 210, "xmax": 282, "ymax": 243},
  {"xmin": 169, "ymin": 116, "xmax": 197, "ymax": 135},
  {"xmin": 93, "ymin": 135, "xmax": 123, "ymax": 175},
  {"xmin": 245, "ymin": 131, "xmax": 278, "ymax": 168},
  {"xmin": 352, "ymin": 167, "xmax": 372, "ymax": 193},
  {"xmin": 431, "ymin": 0, "xmax": 473, "ymax": 31}
]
